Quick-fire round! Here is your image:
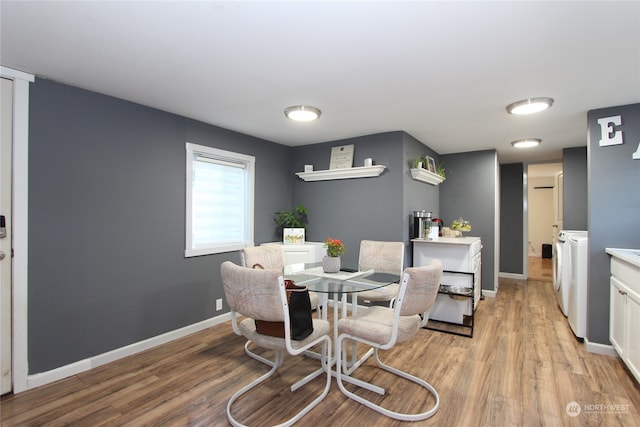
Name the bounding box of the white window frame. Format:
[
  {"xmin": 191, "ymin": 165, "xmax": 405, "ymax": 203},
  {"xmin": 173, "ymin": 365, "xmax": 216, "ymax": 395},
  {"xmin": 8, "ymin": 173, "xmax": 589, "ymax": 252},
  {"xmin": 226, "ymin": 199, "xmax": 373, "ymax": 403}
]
[{"xmin": 185, "ymin": 142, "xmax": 255, "ymax": 257}]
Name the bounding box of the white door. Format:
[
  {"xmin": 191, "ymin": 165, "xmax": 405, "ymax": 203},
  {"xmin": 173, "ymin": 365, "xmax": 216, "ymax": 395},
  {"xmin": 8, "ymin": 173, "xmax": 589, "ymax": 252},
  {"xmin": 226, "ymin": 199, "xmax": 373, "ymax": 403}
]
[
  {"xmin": 1, "ymin": 77, "xmax": 13, "ymax": 394},
  {"xmin": 553, "ymin": 171, "xmax": 564, "ymax": 238}
]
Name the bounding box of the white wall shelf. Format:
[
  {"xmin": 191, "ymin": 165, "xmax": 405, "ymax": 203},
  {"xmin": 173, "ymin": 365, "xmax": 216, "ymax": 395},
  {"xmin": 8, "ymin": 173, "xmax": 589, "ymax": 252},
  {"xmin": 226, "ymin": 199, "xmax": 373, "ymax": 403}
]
[
  {"xmin": 296, "ymin": 165, "xmax": 386, "ymax": 181},
  {"xmin": 410, "ymin": 168, "xmax": 445, "ymax": 185}
]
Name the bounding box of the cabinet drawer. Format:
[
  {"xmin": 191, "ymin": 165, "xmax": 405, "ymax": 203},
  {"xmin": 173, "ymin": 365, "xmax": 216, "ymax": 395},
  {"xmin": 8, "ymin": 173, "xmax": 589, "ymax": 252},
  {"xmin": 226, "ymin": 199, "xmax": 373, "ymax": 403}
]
[{"xmin": 612, "ymin": 258, "xmax": 640, "ymax": 294}]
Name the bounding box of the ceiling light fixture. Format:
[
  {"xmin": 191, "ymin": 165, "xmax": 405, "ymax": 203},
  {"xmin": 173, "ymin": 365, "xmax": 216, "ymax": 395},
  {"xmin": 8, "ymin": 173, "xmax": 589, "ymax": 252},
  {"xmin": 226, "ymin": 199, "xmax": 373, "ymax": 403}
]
[
  {"xmin": 284, "ymin": 105, "xmax": 321, "ymax": 122},
  {"xmin": 511, "ymin": 138, "xmax": 542, "ymax": 148},
  {"xmin": 506, "ymin": 97, "xmax": 554, "ymax": 115}
]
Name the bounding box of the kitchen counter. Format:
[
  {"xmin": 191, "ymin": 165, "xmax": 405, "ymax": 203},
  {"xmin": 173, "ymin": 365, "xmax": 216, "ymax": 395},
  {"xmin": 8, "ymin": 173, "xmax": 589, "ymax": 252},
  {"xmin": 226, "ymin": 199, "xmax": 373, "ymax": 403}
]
[
  {"xmin": 606, "ymin": 248, "xmax": 640, "ymax": 268},
  {"xmin": 412, "ymin": 236, "xmax": 481, "ymax": 245}
]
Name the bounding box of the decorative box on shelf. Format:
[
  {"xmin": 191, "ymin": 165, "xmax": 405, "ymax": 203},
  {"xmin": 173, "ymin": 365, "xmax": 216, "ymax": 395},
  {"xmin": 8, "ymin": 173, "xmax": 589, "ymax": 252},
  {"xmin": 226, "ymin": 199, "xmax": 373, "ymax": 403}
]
[
  {"xmin": 296, "ymin": 165, "xmax": 386, "ymax": 182},
  {"xmin": 410, "ymin": 168, "xmax": 445, "ymax": 185}
]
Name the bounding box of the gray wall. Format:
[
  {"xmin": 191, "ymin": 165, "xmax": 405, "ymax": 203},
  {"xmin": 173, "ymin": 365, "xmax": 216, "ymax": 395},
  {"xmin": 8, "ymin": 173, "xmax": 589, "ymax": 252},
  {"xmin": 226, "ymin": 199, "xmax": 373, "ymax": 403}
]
[
  {"xmin": 587, "ymin": 103, "xmax": 640, "ymax": 344},
  {"xmin": 291, "ymin": 132, "xmax": 406, "ymax": 268},
  {"xmin": 499, "ymin": 163, "xmax": 524, "ymax": 274},
  {"xmin": 26, "ymin": 78, "xmax": 503, "ymax": 374},
  {"xmin": 28, "ymin": 79, "xmax": 293, "ymax": 372},
  {"xmin": 440, "ymin": 150, "xmax": 498, "ymax": 291},
  {"xmin": 290, "ymin": 131, "xmax": 443, "ymax": 269},
  {"xmin": 563, "ymin": 147, "xmax": 588, "ymax": 230},
  {"xmin": 402, "ymin": 132, "xmax": 440, "ymax": 263}
]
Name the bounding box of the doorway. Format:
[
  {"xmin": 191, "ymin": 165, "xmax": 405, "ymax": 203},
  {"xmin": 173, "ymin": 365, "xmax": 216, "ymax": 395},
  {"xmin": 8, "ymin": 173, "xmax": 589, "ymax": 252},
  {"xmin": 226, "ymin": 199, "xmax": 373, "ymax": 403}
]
[
  {"xmin": 526, "ymin": 163, "xmax": 562, "ymax": 282},
  {"xmin": 1, "ymin": 67, "xmax": 33, "ymax": 394}
]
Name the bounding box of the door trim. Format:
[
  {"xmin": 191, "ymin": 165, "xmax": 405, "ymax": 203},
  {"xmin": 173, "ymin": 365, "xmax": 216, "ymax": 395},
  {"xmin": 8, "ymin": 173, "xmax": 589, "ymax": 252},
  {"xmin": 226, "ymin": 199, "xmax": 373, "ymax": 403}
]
[
  {"xmin": 1, "ymin": 77, "xmax": 13, "ymax": 394},
  {"xmin": 1, "ymin": 66, "xmax": 34, "ymax": 393}
]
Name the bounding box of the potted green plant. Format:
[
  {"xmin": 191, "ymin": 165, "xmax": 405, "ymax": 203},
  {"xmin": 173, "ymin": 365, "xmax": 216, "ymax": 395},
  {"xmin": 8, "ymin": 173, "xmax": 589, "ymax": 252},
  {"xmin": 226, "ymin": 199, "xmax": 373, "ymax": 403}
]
[
  {"xmin": 408, "ymin": 156, "xmax": 425, "ymax": 169},
  {"xmin": 274, "ymin": 203, "xmax": 308, "ymax": 238},
  {"xmin": 435, "ymin": 160, "xmax": 446, "ymax": 178}
]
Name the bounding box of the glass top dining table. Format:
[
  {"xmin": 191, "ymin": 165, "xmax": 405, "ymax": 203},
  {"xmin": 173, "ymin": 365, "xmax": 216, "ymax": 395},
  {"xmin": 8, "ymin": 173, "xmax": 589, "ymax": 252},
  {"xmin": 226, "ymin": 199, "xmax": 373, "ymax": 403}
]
[
  {"xmin": 283, "ymin": 262, "xmax": 401, "ymax": 396},
  {"xmin": 284, "ymin": 262, "xmax": 400, "ymax": 296}
]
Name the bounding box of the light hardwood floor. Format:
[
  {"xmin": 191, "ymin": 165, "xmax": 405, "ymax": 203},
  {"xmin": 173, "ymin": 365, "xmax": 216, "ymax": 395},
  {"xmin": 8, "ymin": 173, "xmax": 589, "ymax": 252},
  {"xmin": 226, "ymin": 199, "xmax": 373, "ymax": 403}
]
[
  {"xmin": 2, "ymin": 273, "xmax": 639, "ymax": 426},
  {"xmin": 528, "ymin": 256, "xmax": 553, "ymax": 283}
]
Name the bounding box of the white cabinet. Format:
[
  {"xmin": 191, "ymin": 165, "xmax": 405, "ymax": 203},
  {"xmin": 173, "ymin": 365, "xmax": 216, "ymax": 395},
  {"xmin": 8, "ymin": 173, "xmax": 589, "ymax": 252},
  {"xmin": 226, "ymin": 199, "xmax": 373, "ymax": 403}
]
[
  {"xmin": 606, "ymin": 249, "xmax": 640, "ymax": 384},
  {"xmin": 627, "ymin": 289, "xmax": 640, "ymax": 383},
  {"xmin": 262, "ymin": 242, "xmax": 325, "ymax": 265},
  {"xmin": 610, "ymin": 277, "xmax": 626, "ymax": 356},
  {"xmin": 413, "ymin": 237, "xmax": 482, "ymax": 326}
]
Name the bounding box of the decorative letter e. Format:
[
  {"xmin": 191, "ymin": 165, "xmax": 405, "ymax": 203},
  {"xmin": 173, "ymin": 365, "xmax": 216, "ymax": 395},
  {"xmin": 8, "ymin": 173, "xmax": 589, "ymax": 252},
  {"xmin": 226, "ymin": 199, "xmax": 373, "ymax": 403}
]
[{"xmin": 597, "ymin": 115, "xmax": 623, "ymax": 146}]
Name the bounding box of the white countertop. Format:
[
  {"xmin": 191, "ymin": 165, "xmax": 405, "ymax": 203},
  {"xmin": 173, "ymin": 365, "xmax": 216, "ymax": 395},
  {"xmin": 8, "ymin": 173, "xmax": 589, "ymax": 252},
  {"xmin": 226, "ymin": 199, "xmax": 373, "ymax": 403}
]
[
  {"xmin": 606, "ymin": 248, "xmax": 640, "ymax": 268},
  {"xmin": 412, "ymin": 236, "xmax": 480, "ymax": 245}
]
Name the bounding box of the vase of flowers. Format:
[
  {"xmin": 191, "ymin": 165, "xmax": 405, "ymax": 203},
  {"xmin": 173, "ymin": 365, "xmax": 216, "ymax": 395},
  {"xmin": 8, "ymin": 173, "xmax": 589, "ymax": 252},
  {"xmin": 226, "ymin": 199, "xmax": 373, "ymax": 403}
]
[{"xmin": 322, "ymin": 237, "xmax": 345, "ymax": 273}]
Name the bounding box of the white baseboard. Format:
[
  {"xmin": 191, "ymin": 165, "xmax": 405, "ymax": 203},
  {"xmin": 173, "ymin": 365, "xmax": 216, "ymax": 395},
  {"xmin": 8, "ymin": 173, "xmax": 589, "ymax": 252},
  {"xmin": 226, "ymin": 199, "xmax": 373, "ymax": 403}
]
[
  {"xmin": 481, "ymin": 289, "xmax": 497, "ymax": 298},
  {"xmin": 584, "ymin": 338, "xmax": 618, "ymax": 357},
  {"xmin": 498, "ymin": 272, "xmax": 525, "ymax": 280},
  {"xmin": 26, "ymin": 312, "xmax": 232, "ymax": 390}
]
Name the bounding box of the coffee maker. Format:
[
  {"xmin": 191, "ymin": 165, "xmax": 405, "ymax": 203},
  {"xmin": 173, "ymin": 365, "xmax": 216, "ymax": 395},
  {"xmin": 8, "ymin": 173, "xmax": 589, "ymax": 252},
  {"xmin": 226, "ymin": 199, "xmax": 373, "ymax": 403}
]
[{"xmin": 413, "ymin": 210, "xmax": 432, "ymax": 239}]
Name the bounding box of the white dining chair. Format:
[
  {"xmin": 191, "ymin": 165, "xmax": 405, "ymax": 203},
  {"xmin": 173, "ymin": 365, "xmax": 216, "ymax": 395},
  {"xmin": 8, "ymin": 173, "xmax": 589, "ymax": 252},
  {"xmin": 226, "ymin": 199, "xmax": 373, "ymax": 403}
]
[
  {"xmin": 336, "ymin": 259, "xmax": 443, "ymax": 421},
  {"xmin": 355, "ymin": 240, "xmax": 405, "ymax": 307},
  {"xmin": 221, "ymin": 261, "xmax": 332, "ymax": 427},
  {"xmin": 242, "ymin": 245, "xmax": 322, "ymax": 313}
]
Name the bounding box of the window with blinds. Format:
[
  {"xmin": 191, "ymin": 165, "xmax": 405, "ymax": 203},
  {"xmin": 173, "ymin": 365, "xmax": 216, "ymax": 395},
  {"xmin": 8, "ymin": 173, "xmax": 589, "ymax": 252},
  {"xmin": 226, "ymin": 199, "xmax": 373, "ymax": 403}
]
[{"xmin": 185, "ymin": 143, "xmax": 255, "ymax": 257}]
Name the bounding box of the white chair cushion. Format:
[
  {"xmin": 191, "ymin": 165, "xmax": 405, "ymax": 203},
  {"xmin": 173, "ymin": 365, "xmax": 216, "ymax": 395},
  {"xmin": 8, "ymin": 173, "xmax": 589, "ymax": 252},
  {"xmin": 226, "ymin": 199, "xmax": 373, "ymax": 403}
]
[
  {"xmin": 242, "ymin": 245, "xmax": 284, "ymax": 270},
  {"xmin": 358, "ymin": 240, "xmax": 404, "ymax": 275},
  {"xmin": 240, "ymin": 317, "xmax": 331, "ymax": 350},
  {"xmin": 338, "ymin": 306, "xmax": 421, "ymax": 345}
]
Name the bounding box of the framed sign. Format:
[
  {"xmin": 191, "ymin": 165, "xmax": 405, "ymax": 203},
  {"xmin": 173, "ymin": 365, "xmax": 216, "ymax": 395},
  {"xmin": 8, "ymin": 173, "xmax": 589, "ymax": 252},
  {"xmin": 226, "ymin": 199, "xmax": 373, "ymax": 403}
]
[
  {"xmin": 283, "ymin": 228, "xmax": 305, "ymax": 245},
  {"xmin": 329, "ymin": 144, "xmax": 354, "ymax": 169},
  {"xmin": 426, "ymin": 156, "xmax": 436, "ymax": 173}
]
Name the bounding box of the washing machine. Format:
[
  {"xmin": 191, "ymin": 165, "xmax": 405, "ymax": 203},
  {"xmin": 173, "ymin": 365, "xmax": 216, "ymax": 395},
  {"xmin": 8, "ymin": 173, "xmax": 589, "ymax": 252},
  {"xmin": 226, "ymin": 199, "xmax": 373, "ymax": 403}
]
[
  {"xmin": 568, "ymin": 234, "xmax": 588, "ymax": 339},
  {"xmin": 554, "ymin": 230, "xmax": 587, "ymax": 316}
]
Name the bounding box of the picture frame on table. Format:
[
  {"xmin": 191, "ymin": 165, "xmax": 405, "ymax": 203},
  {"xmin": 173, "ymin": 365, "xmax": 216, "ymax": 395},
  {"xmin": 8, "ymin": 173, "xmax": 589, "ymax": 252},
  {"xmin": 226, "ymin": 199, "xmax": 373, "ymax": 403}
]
[
  {"xmin": 283, "ymin": 228, "xmax": 305, "ymax": 245},
  {"xmin": 426, "ymin": 156, "xmax": 436, "ymax": 173}
]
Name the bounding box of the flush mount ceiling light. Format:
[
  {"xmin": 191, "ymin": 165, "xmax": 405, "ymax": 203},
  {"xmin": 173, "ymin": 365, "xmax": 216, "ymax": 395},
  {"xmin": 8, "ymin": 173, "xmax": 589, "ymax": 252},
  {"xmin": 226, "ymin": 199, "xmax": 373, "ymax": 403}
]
[
  {"xmin": 511, "ymin": 138, "xmax": 542, "ymax": 148},
  {"xmin": 284, "ymin": 105, "xmax": 321, "ymax": 122},
  {"xmin": 506, "ymin": 97, "xmax": 554, "ymax": 115}
]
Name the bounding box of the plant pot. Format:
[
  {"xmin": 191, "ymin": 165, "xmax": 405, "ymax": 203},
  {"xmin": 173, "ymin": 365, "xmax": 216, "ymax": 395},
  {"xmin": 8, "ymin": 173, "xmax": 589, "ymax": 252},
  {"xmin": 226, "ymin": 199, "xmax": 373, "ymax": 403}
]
[{"xmin": 322, "ymin": 256, "xmax": 341, "ymax": 273}]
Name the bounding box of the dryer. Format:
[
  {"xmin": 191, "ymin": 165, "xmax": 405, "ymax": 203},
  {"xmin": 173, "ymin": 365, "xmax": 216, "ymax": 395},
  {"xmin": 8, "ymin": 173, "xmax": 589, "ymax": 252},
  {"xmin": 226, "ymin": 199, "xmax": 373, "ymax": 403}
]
[
  {"xmin": 553, "ymin": 237, "xmax": 569, "ymax": 316},
  {"xmin": 554, "ymin": 230, "xmax": 587, "ymax": 316},
  {"xmin": 568, "ymin": 234, "xmax": 588, "ymax": 339}
]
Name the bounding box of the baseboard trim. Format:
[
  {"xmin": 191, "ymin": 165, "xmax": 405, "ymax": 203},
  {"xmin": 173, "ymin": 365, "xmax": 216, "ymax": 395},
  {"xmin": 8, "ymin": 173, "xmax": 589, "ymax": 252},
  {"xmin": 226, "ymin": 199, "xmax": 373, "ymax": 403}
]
[
  {"xmin": 482, "ymin": 290, "xmax": 497, "ymax": 298},
  {"xmin": 498, "ymin": 272, "xmax": 525, "ymax": 280},
  {"xmin": 584, "ymin": 338, "xmax": 618, "ymax": 357},
  {"xmin": 26, "ymin": 313, "xmax": 232, "ymax": 391}
]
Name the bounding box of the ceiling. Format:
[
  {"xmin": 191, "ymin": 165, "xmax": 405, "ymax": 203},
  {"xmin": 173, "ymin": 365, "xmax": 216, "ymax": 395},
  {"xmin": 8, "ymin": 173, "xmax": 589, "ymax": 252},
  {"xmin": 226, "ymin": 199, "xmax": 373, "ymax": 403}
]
[{"xmin": 1, "ymin": 1, "xmax": 639, "ymax": 165}]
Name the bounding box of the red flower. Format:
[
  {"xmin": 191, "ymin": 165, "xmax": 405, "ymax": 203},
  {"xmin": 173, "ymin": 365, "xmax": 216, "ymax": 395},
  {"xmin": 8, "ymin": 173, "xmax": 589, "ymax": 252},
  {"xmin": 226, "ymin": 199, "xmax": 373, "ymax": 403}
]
[{"xmin": 324, "ymin": 237, "xmax": 346, "ymax": 257}]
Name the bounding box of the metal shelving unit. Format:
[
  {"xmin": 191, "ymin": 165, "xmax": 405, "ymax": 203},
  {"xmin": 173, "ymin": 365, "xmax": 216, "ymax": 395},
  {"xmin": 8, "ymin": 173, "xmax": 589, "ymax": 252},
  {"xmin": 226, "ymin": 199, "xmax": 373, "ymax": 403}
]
[{"xmin": 424, "ymin": 270, "xmax": 475, "ymax": 338}]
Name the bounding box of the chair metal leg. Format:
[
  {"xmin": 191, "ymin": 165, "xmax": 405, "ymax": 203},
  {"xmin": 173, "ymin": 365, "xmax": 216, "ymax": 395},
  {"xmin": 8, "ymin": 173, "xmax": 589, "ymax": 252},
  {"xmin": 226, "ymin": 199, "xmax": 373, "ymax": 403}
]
[
  {"xmin": 336, "ymin": 334, "xmax": 440, "ymax": 422},
  {"xmin": 229, "ymin": 337, "xmax": 332, "ymax": 427},
  {"xmin": 342, "ymin": 346, "xmax": 373, "ymax": 376},
  {"xmin": 244, "ymin": 340, "xmax": 281, "ymax": 368},
  {"xmin": 227, "ymin": 350, "xmax": 284, "ymax": 427}
]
